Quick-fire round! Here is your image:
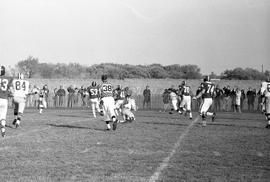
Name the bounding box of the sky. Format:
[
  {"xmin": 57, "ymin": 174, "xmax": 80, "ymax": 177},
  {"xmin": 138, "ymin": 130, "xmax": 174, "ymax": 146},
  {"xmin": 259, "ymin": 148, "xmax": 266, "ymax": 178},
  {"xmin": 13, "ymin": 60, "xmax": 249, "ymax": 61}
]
[{"xmin": 0, "ymin": 0, "xmax": 270, "ymax": 74}]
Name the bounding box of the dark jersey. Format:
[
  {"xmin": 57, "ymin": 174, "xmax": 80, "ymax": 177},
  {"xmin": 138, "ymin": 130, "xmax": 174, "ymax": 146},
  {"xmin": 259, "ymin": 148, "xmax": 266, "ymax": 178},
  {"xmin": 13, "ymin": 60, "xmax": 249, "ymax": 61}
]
[
  {"xmin": 0, "ymin": 76, "xmax": 13, "ymax": 99},
  {"xmin": 114, "ymin": 88, "xmax": 125, "ymax": 100},
  {"xmin": 100, "ymin": 82, "xmax": 113, "ymax": 98},
  {"xmin": 200, "ymin": 82, "xmax": 215, "ymax": 99},
  {"xmin": 88, "ymin": 86, "xmax": 99, "ymax": 99},
  {"xmin": 181, "ymin": 85, "xmax": 192, "ymax": 96}
]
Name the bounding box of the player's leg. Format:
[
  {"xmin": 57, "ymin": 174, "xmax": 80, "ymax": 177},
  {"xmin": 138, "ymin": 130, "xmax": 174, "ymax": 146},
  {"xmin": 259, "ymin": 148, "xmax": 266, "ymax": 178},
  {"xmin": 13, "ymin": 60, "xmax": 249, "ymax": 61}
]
[
  {"xmin": 91, "ymin": 101, "xmax": 96, "ymax": 118},
  {"xmin": 15, "ymin": 98, "xmax": 26, "ymax": 128},
  {"xmin": 13, "ymin": 98, "xmax": 19, "ymax": 126},
  {"xmin": 105, "ymin": 97, "xmax": 118, "ymax": 130},
  {"xmin": 38, "ymin": 98, "xmax": 44, "ymax": 114},
  {"xmin": 0, "ymin": 99, "xmax": 8, "ymax": 137},
  {"xmin": 186, "ymin": 96, "xmax": 192, "ymax": 119},
  {"xmin": 102, "ymin": 99, "xmax": 111, "ymax": 130}
]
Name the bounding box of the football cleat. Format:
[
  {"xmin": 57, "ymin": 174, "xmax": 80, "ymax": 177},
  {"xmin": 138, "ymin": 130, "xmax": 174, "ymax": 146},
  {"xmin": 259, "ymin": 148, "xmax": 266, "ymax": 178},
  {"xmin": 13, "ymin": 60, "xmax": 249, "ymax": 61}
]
[
  {"xmin": 1, "ymin": 130, "xmax": 5, "ymax": 138},
  {"xmin": 112, "ymin": 119, "xmax": 118, "ymax": 130},
  {"xmin": 212, "ymin": 113, "xmax": 216, "ymax": 122},
  {"xmin": 13, "ymin": 119, "xmax": 17, "ymax": 126},
  {"xmin": 189, "ymin": 117, "xmax": 193, "ymax": 120},
  {"xmin": 99, "ymin": 110, "xmax": 104, "ymax": 116}
]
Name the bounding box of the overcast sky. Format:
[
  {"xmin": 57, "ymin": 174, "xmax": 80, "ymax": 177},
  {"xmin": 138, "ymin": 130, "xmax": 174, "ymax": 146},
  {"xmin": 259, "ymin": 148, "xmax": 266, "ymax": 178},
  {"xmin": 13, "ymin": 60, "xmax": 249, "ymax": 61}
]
[{"xmin": 0, "ymin": 0, "xmax": 269, "ymax": 74}]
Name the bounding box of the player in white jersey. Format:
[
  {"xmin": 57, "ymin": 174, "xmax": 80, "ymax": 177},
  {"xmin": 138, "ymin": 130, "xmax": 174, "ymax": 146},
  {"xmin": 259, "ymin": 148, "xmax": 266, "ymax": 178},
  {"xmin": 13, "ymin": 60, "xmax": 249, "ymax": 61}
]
[
  {"xmin": 169, "ymin": 85, "xmax": 180, "ymax": 114},
  {"xmin": 99, "ymin": 75, "xmax": 118, "ymax": 130},
  {"xmin": 11, "ymin": 73, "xmax": 30, "ymax": 128},
  {"xmin": 262, "ymin": 78, "xmax": 270, "ymax": 128},
  {"xmin": 179, "ymin": 81, "xmax": 193, "ymax": 119},
  {"xmin": 260, "ymin": 77, "xmax": 270, "ymax": 113}
]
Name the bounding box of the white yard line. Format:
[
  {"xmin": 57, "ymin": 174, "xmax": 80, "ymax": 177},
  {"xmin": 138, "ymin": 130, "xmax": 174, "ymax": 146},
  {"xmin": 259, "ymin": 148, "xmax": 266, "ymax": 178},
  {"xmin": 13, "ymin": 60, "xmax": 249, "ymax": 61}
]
[{"xmin": 149, "ymin": 116, "xmax": 199, "ymax": 182}]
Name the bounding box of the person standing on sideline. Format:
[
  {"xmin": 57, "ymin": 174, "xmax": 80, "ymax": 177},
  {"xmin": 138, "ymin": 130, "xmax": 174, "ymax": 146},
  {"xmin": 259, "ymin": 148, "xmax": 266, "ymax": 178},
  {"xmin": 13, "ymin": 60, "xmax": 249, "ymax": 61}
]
[
  {"xmin": 235, "ymin": 87, "xmax": 242, "ymax": 113},
  {"xmin": 56, "ymin": 85, "xmax": 66, "ymax": 107},
  {"xmin": 162, "ymin": 89, "xmax": 170, "ymax": 112},
  {"xmin": 214, "ymin": 84, "xmax": 223, "ymax": 111},
  {"xmin": 143, "ymin": 86, "xmax": 151, "ymax": 109},
  {"xmin": 67, "ymin": 85, "xmax": 75, "ymax": 108}
]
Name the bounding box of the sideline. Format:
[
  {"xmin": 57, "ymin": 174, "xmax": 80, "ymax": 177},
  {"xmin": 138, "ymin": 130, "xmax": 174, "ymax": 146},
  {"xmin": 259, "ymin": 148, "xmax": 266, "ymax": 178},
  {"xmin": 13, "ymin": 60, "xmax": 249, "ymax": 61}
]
[{"xmin": 149, "ymin": 116, "xmax": 199, "ymax": 182}]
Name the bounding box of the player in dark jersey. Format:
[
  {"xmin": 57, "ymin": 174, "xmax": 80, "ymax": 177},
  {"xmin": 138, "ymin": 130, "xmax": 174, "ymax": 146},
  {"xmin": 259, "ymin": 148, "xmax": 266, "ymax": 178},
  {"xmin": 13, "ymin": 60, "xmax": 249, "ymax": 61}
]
[
  {"xmin": 87, "ymin": 81, "xmax": 101, "ymax": 118},
  {"xmin": 38, "ymin": 85, "xmax": 49, "ymax": 114},
  {"xmin": 179, "ymin": 81, "xmax": 193, "ymax": 119},
  {"xmin": 99, "ymin": 75, "xmax": 118, "ymax": 130},
  {"xmin": 114, "ymin": 85, "xmax": 125, "ymax": 116},
  {"xmin": 193, "ymin": 76, "xmax": 216, "ymax": 126},
  {"xmin": 0, "ymin": 66, "xmax": 13, "ymax": 137}
]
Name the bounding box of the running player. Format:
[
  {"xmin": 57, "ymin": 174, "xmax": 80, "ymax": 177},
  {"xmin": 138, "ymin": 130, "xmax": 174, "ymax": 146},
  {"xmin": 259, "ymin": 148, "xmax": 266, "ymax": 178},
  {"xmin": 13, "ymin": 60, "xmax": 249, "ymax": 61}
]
[
  {"xmin": 87, "ymin": 81, "xmax": 101, "ymax": 118},
  {"xmin": 12, "ymin": 73, "xmax": 30, "ymax": 128},
  {"xmin": 169, "ymin": 85, "xmax": 179, "ymax": 114},
  {"xmin": 99, "ymin": 75, "xmax": 118, "ymax": 130},
  {"xmin": 193, "ymin": 76, "xmax": 216, "ymax": 126},
  {"xmin": 262, "ymin": 80, "xmax": 270, "ymax": 128},
  {"xmin": 38, "ymin": 85, "xmax": 49, "ymax": 114},
  {"xmin": 179, "ymin": 81, "xmax": 193, "ymax": 119},
  {"xmin": 0, "ymin": 66, "xmax": 13, "ymax": 137},
  {"xmin": 260, "ymin": 77, "xmax": 270, "ymax": 113}
]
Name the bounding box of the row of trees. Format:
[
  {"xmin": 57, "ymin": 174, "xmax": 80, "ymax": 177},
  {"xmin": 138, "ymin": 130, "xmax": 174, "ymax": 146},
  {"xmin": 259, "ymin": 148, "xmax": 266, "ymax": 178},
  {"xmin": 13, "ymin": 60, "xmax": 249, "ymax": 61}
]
[{"xmin": 7, "ymin": 56, "xmax": 269, "ymax": 80}]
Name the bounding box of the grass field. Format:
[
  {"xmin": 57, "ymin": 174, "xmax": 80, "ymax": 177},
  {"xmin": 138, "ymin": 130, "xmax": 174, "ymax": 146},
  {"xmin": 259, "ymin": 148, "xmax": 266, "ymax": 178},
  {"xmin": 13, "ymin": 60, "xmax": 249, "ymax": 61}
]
[{"xmin": 1, "ymin": 108, "xmax": 269, "ymax": 182}]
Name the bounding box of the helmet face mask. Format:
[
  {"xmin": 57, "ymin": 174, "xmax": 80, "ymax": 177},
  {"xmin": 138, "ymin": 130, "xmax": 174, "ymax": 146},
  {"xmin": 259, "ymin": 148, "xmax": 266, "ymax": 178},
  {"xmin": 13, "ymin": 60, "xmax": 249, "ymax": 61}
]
[
  {"xmin": 18, "ymin": 73, "xmax": 24, "ymax": 79},
  {"xmin": 203, "ymin": 75, "xmax": 210, "ymax": 82},
  {"xmin": 0, "ymin": 66, "xmax": 5, "ymax": 76},
  {"xmin": 92, "ymin": 81, "xmax": 97, "ymax": 87}
]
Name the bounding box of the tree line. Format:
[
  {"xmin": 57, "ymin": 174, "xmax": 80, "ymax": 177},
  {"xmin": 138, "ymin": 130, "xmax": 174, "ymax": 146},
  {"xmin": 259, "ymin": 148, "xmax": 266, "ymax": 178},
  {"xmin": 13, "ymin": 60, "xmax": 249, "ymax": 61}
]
[{"xmin": 7, "ymin": 56, "xmax": 270, "ymax": 80}]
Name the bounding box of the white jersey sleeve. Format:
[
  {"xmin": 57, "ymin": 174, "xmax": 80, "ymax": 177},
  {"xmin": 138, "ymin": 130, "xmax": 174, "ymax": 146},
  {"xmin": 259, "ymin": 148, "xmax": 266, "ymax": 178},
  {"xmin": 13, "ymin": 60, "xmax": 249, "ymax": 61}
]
[
  {"xmin": 261, "ymin": 82, "xmax": 268, "ymax": 95},
  {"xmin": 12, "ymin": 79, "xmax": 30, "ymax": 98}
]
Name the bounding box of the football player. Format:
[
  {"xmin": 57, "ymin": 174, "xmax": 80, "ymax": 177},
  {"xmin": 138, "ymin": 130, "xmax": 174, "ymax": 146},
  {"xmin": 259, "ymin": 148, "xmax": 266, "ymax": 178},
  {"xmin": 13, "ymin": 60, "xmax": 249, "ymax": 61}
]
[
  {"xmin": 121, "ymin": 97, "xmax": 136, "ymax": 122},
  {"xmin": 193, "ymin": 76, "xmax": 216, "ymax": 126},
  {"xmin": 87, "ymin": 81, "xmax": 101, "ymax": 118},
  {"xmin": 0, "ymin": 66, "xmax": 13, "ymax": 137},
  {"xmin": 12, "ymin": 73, "xmax": 30, "ymax": 128},
  {"xmin": 114, "ymin": 85, "xmax": 125, "ymax": 116},
  {"xmin": 260, "ymin": 77, "xmax": 270, "ymax": 113},
  {"xmin": 38, "ymin": 84, "xmax": 49, "ymax": 114},
  {"xmin": 169, "ymin": 85, "xmax": 180, "ymax": 114},
  {"xmin": 99, "ymin": 75, "xmax": 118, "ymax": 130},
  {"xmin": 179, "ymin": 81, "xmax": 193, "ymax": 119},
  {"xmin": 262, "ymin": 80, "xmax": 270, "ymax": 128}
]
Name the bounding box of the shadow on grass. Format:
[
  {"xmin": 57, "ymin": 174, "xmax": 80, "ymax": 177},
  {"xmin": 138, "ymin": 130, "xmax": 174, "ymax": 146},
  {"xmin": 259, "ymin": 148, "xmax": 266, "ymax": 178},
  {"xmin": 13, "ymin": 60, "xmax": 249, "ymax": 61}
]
[
  {"xmin": 141, "ymin": 121, "xmax": 189, "ymax": 126},
  {"xmin": 47, "ymin": 123, "xmax": 106, "ymax": 132},
  {"xmin": 55, "ymin": 114, "xmax": 90, "ymax": 119},
  {"xmin": 194, "ymin": 122, "xmax": 265, "ymax": 129}
]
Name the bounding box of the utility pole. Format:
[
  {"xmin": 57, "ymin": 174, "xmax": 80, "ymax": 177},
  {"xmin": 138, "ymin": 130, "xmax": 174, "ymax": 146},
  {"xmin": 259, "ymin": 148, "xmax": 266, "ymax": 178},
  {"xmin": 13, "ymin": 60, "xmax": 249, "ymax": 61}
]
[{"xmin": 262, "ymin": 64, "xmax": 264, "ymax": 73}]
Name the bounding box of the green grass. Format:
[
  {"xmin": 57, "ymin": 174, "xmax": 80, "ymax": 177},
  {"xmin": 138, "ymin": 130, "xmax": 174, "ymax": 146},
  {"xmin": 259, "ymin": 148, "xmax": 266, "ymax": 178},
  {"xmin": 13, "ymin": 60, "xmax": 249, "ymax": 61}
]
[{"xmin": 1, "ymin": 109, "xmax": 269, "ymax": 181}]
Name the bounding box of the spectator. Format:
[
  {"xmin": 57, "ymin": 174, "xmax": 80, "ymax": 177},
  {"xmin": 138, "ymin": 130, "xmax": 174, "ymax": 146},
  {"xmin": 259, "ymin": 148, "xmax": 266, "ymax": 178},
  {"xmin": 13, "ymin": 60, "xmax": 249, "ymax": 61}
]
[
  {"xmin": 74, "ymin": 88, "xmax": 80, "ymax": 107},
  {"xmin": 214, "ymin": 84, "xmax": 223, "ymax": 111},
  {"xmin": 143, "ymin": 86, "xmax": 151, "ymax": 109},
  {"xmin": 56, "ymin": 85, "xmax": 66, "ymax": 107},
  {"xmin": 53, "ymin": 88, "xmax": 59, "ymax": 107},
  {"xmin": 230, "ymin": 88, "xmax": 236, "ymax": 112},
  {"xmin": 223, "ymin": 86, "xmax": 231, "ymax": 111},
  {"xmin": 240, "ymin": 89, "xmax": 246, "ymax": 111},
  {"xmin": 79, "ymin": 86, "xmax": 89, "ymax": 108},
  {"xmin": 67, "ymin": 85, "xmax": 75, "ymax": 108},
  {"xmin": 162, "ymin": 89, "xmax": 170, "ymax": 112},
  {"xmin": 31, "ymin": 85, "xmax": 40, "ymax": 108},
  {"xmin": 43, "ymin": 84, "xmax": 50, "ymax": 107},
  {"xmin": 247, "ymin": 88, "xmax": 256, "ymax": 111}
]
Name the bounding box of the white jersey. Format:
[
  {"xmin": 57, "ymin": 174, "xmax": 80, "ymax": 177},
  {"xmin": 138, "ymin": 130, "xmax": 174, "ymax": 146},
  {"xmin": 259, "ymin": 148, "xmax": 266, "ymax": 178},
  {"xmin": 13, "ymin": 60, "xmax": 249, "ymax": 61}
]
[
  {"xmin": 261, "ymin": 81, "xmax": 269, "ymax": 95},
  {"xmin": 12, "ymin": 79, "xmax": 30, "ymax": 98}
]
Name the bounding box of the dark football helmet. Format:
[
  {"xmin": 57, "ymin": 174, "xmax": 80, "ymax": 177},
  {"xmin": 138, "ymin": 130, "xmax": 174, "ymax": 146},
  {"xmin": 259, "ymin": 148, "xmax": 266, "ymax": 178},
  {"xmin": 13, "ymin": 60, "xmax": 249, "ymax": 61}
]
[
  {"xmin": 0, "ymin": 66, "xmax": 5, "ymax": 76},
  {"xmin": 182, "ymin": 81, "xmax": 186, "ymax": 86},
  {"xmin": 266, "ymin": 77, "xmax": 270, "ymax": 83},
  {"xmin": 203, "ymin": 75, "xmax": 210, "ymax": 82},
  {"xmin": 92, "ymin": 81, "xmax": 97, "ymax": 87},
  {"xmin": 101, "ymin": 75, "xmax": 107, "ymax": 82}
]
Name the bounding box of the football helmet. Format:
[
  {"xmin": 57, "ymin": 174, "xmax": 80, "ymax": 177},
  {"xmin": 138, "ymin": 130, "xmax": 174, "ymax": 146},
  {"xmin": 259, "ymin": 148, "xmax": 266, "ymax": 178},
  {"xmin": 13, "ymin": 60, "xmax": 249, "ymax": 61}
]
[
  {"xmin": 101, "ymin": 75, "xmax": 107, "ymax": 82},
  {"xmin": 92, "ymin": 81, "xmax": 97, "ymax": 87},
  {"xmin": 18, "ymin": 73, "xmax": 24, "ymax": 79},
  {"xmin": 0, "ymin": 66, "xmax": 5, "ymax": 76},
  {"xmin": 266, "ymin": 77, "xmax": 270, "ymax": 83},
  {"xmin": 182, "ymin": 81, "xmax": 186, "ymax": 86},
  {"xmin": 203, "ymin": 75, "xmax": 210, "ymax": 82}
]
